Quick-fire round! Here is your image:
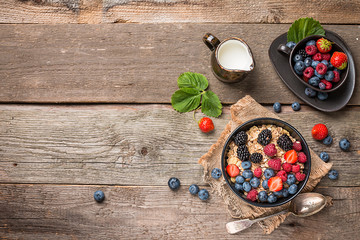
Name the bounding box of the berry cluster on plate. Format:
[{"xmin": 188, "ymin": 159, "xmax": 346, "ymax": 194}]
[{"xmin": 225, "ymin": 125, "xmax": 307, "ymax": 203}]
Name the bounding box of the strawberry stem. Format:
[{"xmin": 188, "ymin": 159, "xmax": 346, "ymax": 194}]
[{"xmin": 193, "ymin": 106, "xmax": 201, "ymax": 122}]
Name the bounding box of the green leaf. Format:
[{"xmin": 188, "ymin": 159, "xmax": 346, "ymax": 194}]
[
  {"xmin": 201, "ymin": 91, "xmax": 222, "ymax": 117},
  {"xmin": 171, "ymin": 88, "xmax": 201, "ymax": 113},
  {"xmin": 177, "ymin": 72, "xmax": 208, "ymax": 91},
  {"xmin": 287, "ymin": 17, "xmax": 325, "ymax": 43}
]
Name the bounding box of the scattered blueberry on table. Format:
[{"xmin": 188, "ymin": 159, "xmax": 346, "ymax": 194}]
[
  {"xmin": 339, "ymin": 138, "xmax": 350, "ymax": 151},
  {"xmin": 322, "ymin": 135, "xmax": 333, "ymax": 145},
  {"xmin": 273, "ymin": 102, "xmax": 281, "ymax": 113},
  {"xmin": 319, "ymin": 152, "xmax": 330, "ymax": 162},
  {"xmin": 286, "ymin": 41, "xmax": 296, "ymax": 49},
  {"xmin": 328, "ymin": 169, "xmax": 339, "ymax": 180},
  {"xmin": 168, "ymin": 177, "xmax": 180, "ymax": 191},
  {"xmin": 198, "ymin": 189, "xmax": 209, "ymax": 201},
  {"xmin": 189, "ymin": 184, "xmax": 199, "ymax": 195},
  {"xmin": 291, "ymin": 102, "xmax": 301, "ymax": 111},
  {"xmin": 94, "ymin": 190, "xmax": 105, "ymax": 203},
  {"xmin": 211, "ymin": 168, "xmax": 222, "ymax": 179}
]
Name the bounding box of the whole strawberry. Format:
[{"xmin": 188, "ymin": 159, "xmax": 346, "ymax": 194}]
[
  {"xmin": 198, "ymin": 117, "xmax": 214, "ymax": 133},
  {"xmin": 312, "ymin": 124, "xmax": 328, "ymax": 140},
  {"xmin": 316, "ymin": 38, "xmax": 332, "ymax": 53},
  {"xmin": 330, "ymin": 52, "xmax": 348, "ymax": 70}
]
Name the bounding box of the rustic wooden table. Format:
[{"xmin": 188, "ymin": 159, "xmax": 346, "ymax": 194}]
[{"xmin": 0, "ymin": 1, "xmax": 359, "ymax": 239}]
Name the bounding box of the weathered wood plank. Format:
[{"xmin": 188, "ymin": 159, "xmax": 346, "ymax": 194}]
[
  {"xmin": 1, "ymin": 0, "xmax": 360, "ymax": 24},
  {"xmin": 0, "ymin": 104, "xmax": 358, "ymax": 186},
  {"xmin": 0, "ymin": 184, "xmax": 359, "ymax": 239},
  {"xmin": 0, "ymin": 24, "xmax": 359, "ymax": 104}
]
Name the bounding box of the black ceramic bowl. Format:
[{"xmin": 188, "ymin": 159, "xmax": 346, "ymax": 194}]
[{"xmin": 221, "ymin": 118, "xmax": 311, "ymax": 207}]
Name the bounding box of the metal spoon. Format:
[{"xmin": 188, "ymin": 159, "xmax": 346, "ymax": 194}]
[{"xmin": 226, "ymin": 192, "xmax": 327, "ymax": 234}]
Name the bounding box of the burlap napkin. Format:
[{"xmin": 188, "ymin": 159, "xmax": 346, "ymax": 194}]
[{"xmin": 199, "ymin": 95, "xmax": 333, "ymax": 234}]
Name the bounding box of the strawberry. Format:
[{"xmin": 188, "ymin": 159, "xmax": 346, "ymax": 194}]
[
  {"xmin": 284, "ymin": 150, "xmax": 298, "ymax": 164},
  {"xmin": 312, "ymin": 124, "xmax": 328, "ymax": 140},
  {"xmin": 226, "ymin": 164, "xmax": 240, "ymax": 177},
  {"xmin": 268, "ymin": 176, "xmax": 283, "ymax": 192},
  {"xmin": 330, "ymin": 52, "xmax": 348, "ymax": 70},
  {"xmin": 198, "ymin": 117, "xmax": 214, "ymax": 133},
  {"xmin": 316, "ymin": 38, "xmax": 332, "ymax": 53}
]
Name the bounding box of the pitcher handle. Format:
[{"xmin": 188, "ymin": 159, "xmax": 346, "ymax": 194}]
[
  {"xmin": 277, "ymin": 44, "xmax": 292, "ymax": 55},
  {"xmin": 203, "ymin": 33, "xmax": 221, "ymax": 51}
]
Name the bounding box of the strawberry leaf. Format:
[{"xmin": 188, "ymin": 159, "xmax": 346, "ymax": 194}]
[
  {"xmin": 201, "ymin": 91, "xmax": 222, "ymax": 117},
  {"xmin": 287, "ymin": 17, "xmax": 325, "ymax": 43},
  {"xmin": 171, "ymin": 88, "xmax": 201, "ymax": 113},
  {"xmin": 177, "ymin": 72, "xmax": 208, "ymax": 91}
]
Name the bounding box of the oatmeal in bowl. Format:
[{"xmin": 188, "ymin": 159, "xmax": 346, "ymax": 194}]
[{"xmin": 221, "ymin": 118, "xmax": 311, "ymax": 207}]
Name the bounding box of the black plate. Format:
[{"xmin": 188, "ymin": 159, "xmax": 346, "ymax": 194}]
[
  {"xmin": 268, "ymin": 30, "xmax": 355, "ymax": 112},
  {"xmin": 221, "ymin": 118, "xmax": 311, "ymax": 208}
]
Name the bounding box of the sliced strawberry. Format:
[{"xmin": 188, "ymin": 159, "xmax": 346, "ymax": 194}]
[
  {"xmin": 268, "ymin": 176, "xmax": 283, "ymax": 192},
  {"xmin": 284, "ymin": 150, "xmax": 298, "ymax": 164},
  {"xmin": 226, "ymin": 164, "xmax": 240, "ymax": 177}
]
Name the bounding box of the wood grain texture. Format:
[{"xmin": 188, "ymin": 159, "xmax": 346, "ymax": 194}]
[
  {"xmin": 0, "ymin": 24, "xmax": 359, "ymax": 104},
  {"xmin": 0, "ymin": 184, "xmax": 359, "ymax": 239},
  {"xmin": 0, "ymin": 104, "xmax": 358, "ymax": 186},
  {"xmin": 1, "ymin": 0, "xmax": 360, "ymax": 24}
]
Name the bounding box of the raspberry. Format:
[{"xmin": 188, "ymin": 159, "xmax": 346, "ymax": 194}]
[
  {"xmin": 321, "ymin": 79, "xmax": 332, "ymax": 90},
  {"xmin": 303, "ymin": 67, "xmax": 314, "ymax": 78},
  {"xmin": 282, "ymin": 162, "xmax": 292, "ymax": 173},
  {"xmin": 333, "ymin": 70, "xmax": 340, "ymax": 83},
  {"xmin": 312, "ymin": 53, "xmax": 322, "ymax": 61},
  {"xmin": 322, "ymin": 53, "xmax": 331, "ymax": 61},
  {"xmin": 246, "ymin": 189, "xmax": 258, "ymax": 202},
  {"xmin": 303, "ymin": 76, "xmax": 309, "ymax": 83},
  {"xmin": 254, "ymin": 167, "xmax": 262, "ymax": 178},
  {"xmin": 268, "ymin": 158, "xmax": 282, "ymax": 171},
  {"xmin": 293, "ymin": 141, "xmax": 302, "ymax": 151},
  {"xmin": 276, "ymin": 170, "xmax": 288, "ymax": 182},
  {"xmin": 305, "ymin": 45, "xmax": 317, "ymax": 55},
  {"xmin": 298, "ymin": 152, "xmax": 307, "ymax": 163},
  {"xmin": 316, "ymin": 63, "xmax": 327, "ymax": 75},
  {"xmin": 295, "ymin": 172, "xmax": 306, "ymax": 181},
  {"xmin": 263, "ymin": 144, "xmax": 277, "ymax": 157},
  {"xmin": 292, "ymin": 164, "xmax": 300, "ymax": 173}
]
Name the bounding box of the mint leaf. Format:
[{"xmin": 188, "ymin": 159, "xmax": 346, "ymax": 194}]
[
  {"xmin": 287, "ymin": 17, "xmax": 325, "ymax": 43},
  {"xmin": 201, "ymin": 91, "xmax": 222, "ymax": 117},
  {"xmin": 178, "ymin": 72, "xmax": 208, "ymax": 91},
  {"xmin": 171, "ymin": 88, "xmax": 201, "ymax": 113}
]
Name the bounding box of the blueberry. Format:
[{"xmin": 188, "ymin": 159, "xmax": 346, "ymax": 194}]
[
  {"xmin": 318, "ymin": 82, "xmax": 326, "ymax": 90},
  {"xmin": 311, "ymin": 60, "xmax": 320, "ymax": 68},
  {"xmin": 258, "ymin": 191, "xmax": 268, "ymax": 202},
  {"xmin": 317, "ymin": 92, "xmax": 328, "ymax": 101},
  {"xmin": 323, "ymin": 136, "xmax": 333, "ymax": 145},
  {"xmin": 292, "ymin": 102, "xmax": 301, "ymax": 111},
  {"xmin": 294, "ymin": 61, "xmax": 305, "ymax": 72},
  {"xmin": 235, "ymin": 175, "xmax": 245, "ymax": 184},
  {"xmin": 286, "ymin": 41, "xmax": 296, "ymax": 49},
  {"xmin": 267, "ymin": 194, "xmax": 277, "ymax": 203},
  {"xmin": 321, "ymin": 60, "xmax": 329, "ymax": 67},
  {"xmin": 242, "ymin": 182, "xmax": 252, "ymax": 192},
  {"xmin": 306, "ymin": 40, "xmax": 316, "ymax": 46},
  {"xmin": 286, "ymin": 173, "xmax": 296, "ymax": 185},
  {"xmin": 334, "ymin": 69, "xmax": 341, "ymax": 74},
  {"xmin": 293, "ymin": 54, "xmax": 303, "ymax": 62},
  {"xmin": 339, "ymin": 138, "xmax": 350, "ymax": 151},
  {"xmin": 325, "ymin": 71, "xmax": 335, "ymax": 81},
  {"xmin": 241, "ymin": 161, "xmax": 252, "ymax": 170},
  {"xmin": 304, "ymin": 57, "xmax": 312, "ymax": 67},
  {"xmin": 242, "ymin": 170, "xmax": 253, "ymax": 179},
  {"xmin": 234, "ymin": 183, "xmax": 243, "ymax": 191},
  {"xmin": 94, "ymin": 190, "xmax": 105, "ymax": 202},
  {"xmin": 189, "ymin": 184, "xmax": 200, "ymax": 195},
  {"xmin": 273, "ymin": 189, "xmax": 283, "ymax": 197},
  {"xmin": 264, "ymin": 168, "xmax": 275, "ymax": 179},
  {"xmin": 211, "ymin": 168, "xmax": 222, "ymax": 179},
  {"xmin": 309, "ymin": 76, "xmax": 320, "ymax": 87},
  {"xmin": 273, "ymin": 102, "xmax": 281, "ymax": 113},
  {"xmin": 319, "ymin": 152, "xmax": 329, "ymax": 162},
  {"xmin": 295, "ymin": 68, "xmax": 303, "ymax": 76},
  {"xmin": 250, "ymin": 177, "xmax": 260, "ymax": 188},
  {"xmin": 282, "ymin": 188, "xmax": 289, "ymax": 198},
  {"xmin": 262, "ymin": 179, "xmax": 269, "ymax": 189},
  {"xmin": 305, "ymin": 88, "xmax": 317, "ymax": 98},
  {"xmin": 314, "ymin": 70, "xmax": 324, "ymax": 78},
  {"xmin": 328, "ymin": 63, "xmax": 334, "ymax": 70},
  {"xmin": 328, "ymin": 169, "xmax": 339, "ymax": 180},
  {"xmin": 288, "ymin": 184, "xmax": 298, "ymax": 194},
  {"xmin": 198, "ymin": 189, "xmax": 209, "ymax": 201},
  {"xmin": 168, "ymin": 177, "xmax": 181, "ymax": 191}
]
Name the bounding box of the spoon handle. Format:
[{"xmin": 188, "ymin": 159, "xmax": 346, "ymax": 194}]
[{"xmin": 226, "ymin": 210, "xmax": 288, "ymax": 234}]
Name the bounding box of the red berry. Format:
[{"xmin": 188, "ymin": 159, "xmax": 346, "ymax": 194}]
[
  {"xmin": 321, "ymin": 79, "xmax": 332, "ymax": 90},
  {"xmin": 330, "ymin": 52, "xmax": 348, "ymax": 70},
  {"xmin": 316, "ymin": 38, "xmax": 332, "ymax": 53},
  {"xmin": 312, "ymin": 53, "xmax": 322, "ymax": 61},
  {"xmin": 282, "ymin": 162, "xmax": 292, "ymax": 173},
  {"xmin": 316, "ymin": 63, "xmax": 327, "ymax": 75},
  {"xmin": 295, "ymin": 172, "xmax": 306, "ymax": 181},
  {"xmin": 264, "ymin": 144, "xmax": 277, "ymax": 157},
  {"xmin": 292, "ymin": 164, "xmax": 300, "ymax": 173},
  {"xmin": 254, "ymin": 167, "xmax": 262, "ymax": 178},
  {"xmin": 198, "ymin": 117, "xmax": 214, "ymax": 133},
  {"xmin": 303, "ymin": 76, "xmax": 309, "ymax": 83},
  {"xmin": 333, "ymin": 70, "xmax": 340, "ymax": 83},
  {"xmin": 312, "ymin": 124, "xmax": 328, "ymax": 140},
  {"xmin": 293, "ymin": 141, "xmax": 302, "ymax": 151},
  {"xmin": 226, "ymin": 164, "xmax": 240, "ymax": 178},
  {"xmin": 276, "ymin": 170, "xmax": 288, "ymax": 182},
  {"xmin": 303, "ymin": 67, "xmax": 314, "ymax": 78},
  {"xmin": 246, "ymin": 189, "xmax": 258, "ymax": 202},
  {"xmin": 284, "ymin": 150, "xmax": 298, "ymax": 164},
  {"xmin": 268, "ymin": 176, "xmax": 283, "ymax": 192},
  {"xmin": 298, "ymin": 152, "xmax": 307, "ymax": 163},
  {"xmin": 268, "ymin": 158, "xmax": 282, "ymax": 171},
  {"xmin": 322, "ymin": 53, "xmax": 331, "ymax": 61},
  {"xmin": 305, "ymin": 45, "xmax": 317, "ymax": 55}
]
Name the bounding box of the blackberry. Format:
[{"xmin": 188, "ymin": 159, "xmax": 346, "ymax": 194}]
[
  {"xmin": 237, "ymin": 145, "xmax": 250, "ymax": 161},
  {"xmin": 250, "ymin": 153, "xmax": 263, "ymax": 163},
  {"xmin": 234, "ymin": 131, "xmax": 248, "ymax": 146},
  {"xmin": 297, "ymin": 49, "xmax": 309, "ymax": 59},
  {"xmin": 257, "ymin": 129, "xmax": 272, "ymax": 146},
  {"xmin": 277, "ymin": 134, "xmax": 293, "ymax": 151}
]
